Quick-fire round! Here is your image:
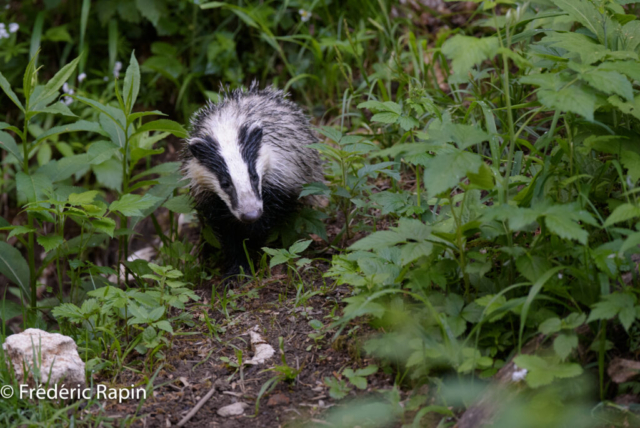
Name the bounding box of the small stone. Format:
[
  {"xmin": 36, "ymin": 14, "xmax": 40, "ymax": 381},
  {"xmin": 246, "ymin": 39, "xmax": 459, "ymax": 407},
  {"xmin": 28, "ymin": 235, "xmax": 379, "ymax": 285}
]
[
  {"xmin": 2, "ymin": 328, "xmax": 85, "ymax": 388},
  {"xmin": 217, "ymin": 402, "xmax": 249, "ymax": 417},
  {"xmin": 267, "ymin": 393, "xmax": 290, "ymax": 407}
]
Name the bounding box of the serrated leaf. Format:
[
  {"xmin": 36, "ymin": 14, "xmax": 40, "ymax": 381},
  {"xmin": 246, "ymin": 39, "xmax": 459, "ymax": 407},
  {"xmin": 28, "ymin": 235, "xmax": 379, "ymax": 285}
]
[
  {"xmin": 93, "ymin": 158, "xmax": 123, "ymax": 191},
  {"xmin": 422, "ymin": 150, "xmax": 483, "ymax": 196},
  {"xmin": 442, "ymin": 35, "xmax": 499, "ymax": 81},
  {"xmin": 371, "ymin": 112, "xmax": 399, "ymax": 124},
  {"xmin": 539, "ymin": 317, "xmax": 562, "ymax": 335},
  {"xmin": 88, "ymin": 141, "xmax": 120, "ymax": 165},
  {"xmin": 581, "ymin": 69, "xmax": 633, "ymax": 101},
  {"xmin": 37, "ymin": 234, "xmax": 64, "ymax": 252},
  {"xmin": 162, "ymin": 194, "xmax": 194, "ymax": 214},
  {"xmin": 155, "ymin": 320, "xmax": 173, "ymax": 334},
  {"xmin": 289, "ymin": 239, "xmax": 312, "ymax": 255},
  {"xmin": 92, "ymin": 218, "xmax": 116, "ymax": 238},
  {"xmin": 123, "ymin": 51, "xmax": 141, "ymax": 114},
  {"xmin": 110, "ymin": 193, "xmax": 162, "ymax": 216},
  {"xmin": 69, "ymin": 191, "xmax": 98, "ymax": 205},
  {"xmin": 554, "ymin": 333, "xmax": 578, "ymax": 360}
]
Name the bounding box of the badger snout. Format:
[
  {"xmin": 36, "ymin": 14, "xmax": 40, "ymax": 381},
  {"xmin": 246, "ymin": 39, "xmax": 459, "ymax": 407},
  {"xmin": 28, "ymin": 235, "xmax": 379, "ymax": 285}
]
[{"xmin": 240, "ymin": 209, "xmax": 263, "ymax": 223}]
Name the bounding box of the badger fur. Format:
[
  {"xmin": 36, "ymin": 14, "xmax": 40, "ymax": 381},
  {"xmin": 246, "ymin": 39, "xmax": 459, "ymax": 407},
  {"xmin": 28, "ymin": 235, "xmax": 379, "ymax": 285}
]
[{"xmin": 183, "ymin": 82, "xmax": 323, "ymax": 278}]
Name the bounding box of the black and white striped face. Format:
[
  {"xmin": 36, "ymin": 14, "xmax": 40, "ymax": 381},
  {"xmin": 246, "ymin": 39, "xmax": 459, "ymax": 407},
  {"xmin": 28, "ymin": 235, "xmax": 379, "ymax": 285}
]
[{"xmin": 186, "ymin": 120, "xmax": 267, "ymax": 223}]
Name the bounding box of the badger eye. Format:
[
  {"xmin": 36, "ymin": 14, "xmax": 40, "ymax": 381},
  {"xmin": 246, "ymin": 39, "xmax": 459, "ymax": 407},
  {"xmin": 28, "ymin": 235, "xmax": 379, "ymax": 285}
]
[{"xmin": 219, "ymin": 179, "xmax": 231, "ymax": 189}]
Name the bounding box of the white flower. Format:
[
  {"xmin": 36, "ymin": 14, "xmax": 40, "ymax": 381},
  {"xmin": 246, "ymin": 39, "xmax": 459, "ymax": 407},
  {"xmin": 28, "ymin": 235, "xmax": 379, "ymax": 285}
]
[
  {"xmin": 8, "ymin": 23, "xmax": 18, "ymax": 33},
  {"xmin": 113, "ymin": 61, "xmax": 122, "ymax": 78},
  {"xmin": 78, "ymin": 72, "xmax": 87, "ymax": 83},
  {"xmin": 299, "ymin": 9, "xmax": 311, "ymax": 22},
  {"xmin": 103, "ymin": 76, "xmax": 109, "ymax": 82},
  {"xmin": 0, "ymin": 29, "xmax": 8, "ymax": 39},
  {"xmin": 558, "ymin": 273, "xmax": 563, "ymax": 279},
  {"xmin": 62, "ymin": 82, "xmax": 70, "ymax": 93},
  {"xmin": 512, "ymin": 366, "xmax": 528, "ymax": 382},
  {"xmin": 0, "ymin": 23, "xmax": 5, "ymax": 29},
  {"xmin": 62, "ymin": 96, "xmax": 73, "ymax": 106}
]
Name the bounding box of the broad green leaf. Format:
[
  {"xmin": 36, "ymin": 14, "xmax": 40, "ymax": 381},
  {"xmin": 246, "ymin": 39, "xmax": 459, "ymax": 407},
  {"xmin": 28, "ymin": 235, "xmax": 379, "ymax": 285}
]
[
  {"xmin": 6, "ymin": 225, "xmax": 36, "ymax": 239},
  {"xmin": 513, "ymin": 354, "xmax": 583, "ymax": 388},
  {"xmin": 604, "ymin": 203, "xmax": 640, "ymax": 227},
  {"xmin": 155, "ymin": 320, "xmax": 173, "ymax": 334},
  {"xmin": 162, "ymin": 194, "xmax": 194, "ymax": 214},
  {"xmin": 69, "ymin": 191, "xmax": 98, "ymax": 205},
  {"xmin": 551, "ymin": 0, "xmax": 612, "ymax": 45},
  {"xmin": 422, "ymin": 150, "xmax": 483, "ymax": 196},
  {"xmin": 371, "ymin": 112, "xmax": 399, "ymax": 124},
  {"xmin": 554, "ymin": 333, "xmax": 578, "ymax": 360},
  {"xmin": 580, "ymin": 69, "xmax": 633, "ymax": 101},
  {"xmin": 0, "ymin": 299, "xmax": 23, "ymax": 322},
  {"xmin": 0, "ymin": 130, "xmax": 23, "ymax": 163},
  {"xmin": 92, "ymin": 218, "xmax": 116, "ymax": 238},
  {"xmin": 539, "ymin": 317, "xmax": 562, "ymax": 335},
  {"xmin": 0, "ymin": 241, "xmax": 30, "ymax": 299},
  {"xmin": 16, "ymin": 172, "xmax": 53, "ymax": 205},
  {"xmin": 289, "ymin": 239, "xmax": 312, "ymax": 255},
  {"xmin": 87, "ymin": 141, "xmax": 120, "ymax": 165},
  {"xmin": 93, "ymin": 158, "xmax": 123, "ymax": 191},
  {"xmin": 132, "ymin": 119, "xmax": 187, "ymax": 139},
  {"xmin": 621, "ymin": 151, "xmax": 640, "ymax": 183},
  {"xmin": 442, "ymin": 36, "xmax": 499, "ymax": 82},
  {"xmin": 110, "ymin": 193, "xmax": 162, "ymax": 216},
  {"xmin": 37, "ymin": 234, "xmax": 64, "ymax": 252}
]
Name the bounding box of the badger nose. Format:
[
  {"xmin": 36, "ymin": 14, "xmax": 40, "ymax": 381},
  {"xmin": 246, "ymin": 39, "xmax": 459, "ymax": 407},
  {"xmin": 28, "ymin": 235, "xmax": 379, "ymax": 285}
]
[{"xmin": 240, "ymin": 209, "xmax": 262, "ymax": 223}]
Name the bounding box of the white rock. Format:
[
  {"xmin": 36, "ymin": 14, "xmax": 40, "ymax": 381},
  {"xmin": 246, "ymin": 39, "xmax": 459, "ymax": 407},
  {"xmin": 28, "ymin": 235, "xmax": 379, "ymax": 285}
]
[
  {"xmin": 2, "ymin": 328, "xmax": 85, "ymax": 387},
  {"xmin": 217, "ymin": 402, "xmax": 249, "ymax": 417},
  {"xmin": 244, "ymin": 331, "xmax": 275, "ymax": 365}
]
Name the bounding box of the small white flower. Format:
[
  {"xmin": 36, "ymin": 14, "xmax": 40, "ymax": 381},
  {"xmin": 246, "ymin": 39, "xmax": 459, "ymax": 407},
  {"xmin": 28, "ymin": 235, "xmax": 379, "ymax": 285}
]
[
  {"xmin": 0, "ymin": 23, "xmax": 5, "ymax": 29},
  {"xmin": 67, "ymin": 88, "xmax": 74, "ymax": 95},
  {"xmin": 78, "ymin": 72, "xmax": 87, "ymax": 83},
  {"xmin": 299, "ymin": 9, "xmax": 311, "ymax": 22},
  {"xmin": 0, "ymin": 29, "xmax": 8, "ymax": 39},
  {"xmin": 4, "ymin": 4, "xmax": 9, "ymax": 9},
  {"xmin": 62, "ymin": 96, "xmax": 73, "ymax": 106},
  {"xmin": 113, "ymin": 61, "xmax": 123, "ymax": 78},
  {"xmin": 627, "ymin": 175, "xmax": 634, "ymax": 188},
  {"xmin": 62, "ymin": 82, "xmax": 70, "ymax": 93},
  {"xmin": 103, "ymin": 76, "xmax": 109, "ymax": 82},
  {"xmin": 512, "ymin": 366, "xmax": 528, "ymax": 382},
  {"xmin": 558, "ymin": 273, "xmax": 563, "ymax": 279},
  {"xmin": 8, "ymin": 23, "xmax": 18, "ymax": 33},
  {"xmin": 608, "ymin": 253, "xmax": 616, "ymax": 259}
]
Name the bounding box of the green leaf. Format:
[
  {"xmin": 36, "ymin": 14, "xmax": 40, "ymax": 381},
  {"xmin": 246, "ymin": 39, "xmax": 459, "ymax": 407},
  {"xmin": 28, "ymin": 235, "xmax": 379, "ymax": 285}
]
[
  {"xmin": 6, "ymin": 225, "xmax": 36, "ymax": 239},
  {"xmin": 155, "ymin": 320, "xmax": 173, "ymax": 334},
  {"xmin": 110, "ymin": 193, "xmax": 162, "ymax": 216},
  {"xmin": 92, "ymin": 218, "xmax": 116, "ymax": 238},
  {"xmin": 16, "ymin": 172, "xmax": 53, "ymax": 205},
  {"xmin": 0, "ymin": 241, "xmax": 31, "ymax": 299},
  {"xmin": 162, "ymin": 194, "xmax": 194, "ymax": 214},
  {"xmin": 123, "ymin": 51, "xmax": 141, "ymax": 114},
  {"xmin": 32, "ymin": 102, "xmax": 77, "ymax": 117},
  {"xmin": 0, "ymin": 130, "xmax": 23, "ymax": 163},
  {"xmin": 69, "ymin": 191, "xmax": 98, "ymax": 205},
  {"xmin": 539, "ymin": 317, "xmax": 562, "ymax": 335},
  {"xmin": 514, "ymin": 354, "xmax": 583, "ymax": 388},
  {"xmin": 442, "ymin": 36, "xmax": 499, "ymax": 82},
  {"xmin": 605, "ymin": 203, "xmax": 640, "ymax": 227},
  {"xmin": 37, "ymin": 234, "xmax": 64, "ymax": 252},
  {"xmin": 289, "ymin": 239, "xmax": 312, "ymax": 255},
  {"xmin": 422, "ymin": 150, "xmax": 483, "ymax": 196},
  {"xmin": 371, "ymin": 112, "xmax": 400, "ymax": 124},
  {"xmin": 88, "ymin": 141, "xmax": 120, "ymax": 165},
  {"xmin": 622, "ymin": 151, "xmax": 640, "ymax": 183},
  {"xmin": 32, "ymin": 56, "xmax": 80, "ymax": 107},
  {"xmin": 580, "ymin": 69, "xmax": 633, "ymax": 101},
  {"xmin": 93, "ymin": 158, "xmax": 123, "ymax": 191},
  {"xmin": 36, "ymin": 120, "xmax": 106, "ymax": 142},
  {"xmin": 554, "ymin": 333, "xmax": 578, "ymax": 360},
  {"xmin": 0, "ymin": 71, "xmax": 24, "ymax": 112},
  {"xmin": 0, "ymin": 299, "xmax": 23, "ymax": 322},
  {"xmin": 133, "ymin": 119, "xmax": 187, "ymax": 139}
]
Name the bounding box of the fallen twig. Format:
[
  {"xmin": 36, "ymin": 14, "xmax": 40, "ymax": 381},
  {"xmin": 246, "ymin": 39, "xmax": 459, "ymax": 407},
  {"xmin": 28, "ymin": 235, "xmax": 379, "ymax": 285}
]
[{"xmin": 176, "ymin": 377, "xmax": 218, "ymax": 427}]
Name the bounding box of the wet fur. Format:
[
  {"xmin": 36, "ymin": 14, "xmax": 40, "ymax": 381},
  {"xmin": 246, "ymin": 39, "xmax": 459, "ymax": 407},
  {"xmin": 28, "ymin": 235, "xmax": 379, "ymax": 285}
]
[{"xmin": 182, "ymin": 82, "xmax": 323, "ymax": 277}]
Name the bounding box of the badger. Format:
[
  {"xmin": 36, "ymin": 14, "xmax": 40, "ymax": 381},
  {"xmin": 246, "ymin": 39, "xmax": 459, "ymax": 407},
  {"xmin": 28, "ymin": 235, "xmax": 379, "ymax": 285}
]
[{"xmin": 182, "ymin": 82, "xmax": 323, "ymax": 279}]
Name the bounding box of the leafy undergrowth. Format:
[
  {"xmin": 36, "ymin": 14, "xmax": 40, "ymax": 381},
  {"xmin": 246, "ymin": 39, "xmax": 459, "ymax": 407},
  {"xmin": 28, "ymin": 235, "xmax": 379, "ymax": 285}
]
[{"xmin": 3, "ymin": 0, "xmax": 640, "ymax": 427}]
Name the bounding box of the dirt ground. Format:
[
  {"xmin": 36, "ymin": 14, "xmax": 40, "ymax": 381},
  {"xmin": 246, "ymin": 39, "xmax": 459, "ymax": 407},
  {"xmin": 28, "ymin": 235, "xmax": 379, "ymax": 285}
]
[{"xmin": 93, "ymin": 270, "xmax": 400, "ymax": 428}]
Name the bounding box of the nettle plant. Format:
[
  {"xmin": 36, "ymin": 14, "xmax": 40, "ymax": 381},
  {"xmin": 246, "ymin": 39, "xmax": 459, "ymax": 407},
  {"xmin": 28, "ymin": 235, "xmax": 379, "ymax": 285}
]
[
  {"xmin": 0, "ymin": 52, "xmax": 192, "ymax": 340},
  {"xmin": 325, "ymin": 0, "xmax": 640, "ymax": 396}
]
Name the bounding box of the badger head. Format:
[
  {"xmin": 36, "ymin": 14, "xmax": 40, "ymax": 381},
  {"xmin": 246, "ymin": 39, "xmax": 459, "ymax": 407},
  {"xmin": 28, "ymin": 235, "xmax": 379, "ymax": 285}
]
[{"xmin": 186, "ymin": 119, "xmax": 267, "ymax": 224}]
